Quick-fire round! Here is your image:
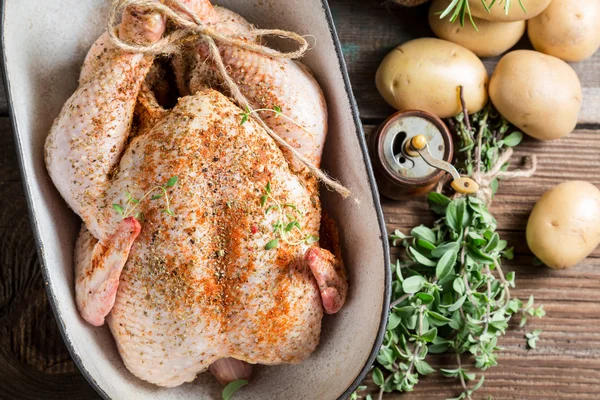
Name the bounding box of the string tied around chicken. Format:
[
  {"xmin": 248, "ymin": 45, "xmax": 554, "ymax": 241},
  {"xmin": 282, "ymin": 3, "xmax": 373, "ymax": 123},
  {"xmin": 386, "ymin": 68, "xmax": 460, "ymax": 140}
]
[{"xmin": 108, "ymin": 0, "xmax": 351, "ymax": 198}]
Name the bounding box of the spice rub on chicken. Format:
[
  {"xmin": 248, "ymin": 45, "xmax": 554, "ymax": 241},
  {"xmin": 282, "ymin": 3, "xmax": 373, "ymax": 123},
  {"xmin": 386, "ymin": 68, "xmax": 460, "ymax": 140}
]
[{"xmin": 44, "ymin": 0, "xmax": 347, "ymax": 389}]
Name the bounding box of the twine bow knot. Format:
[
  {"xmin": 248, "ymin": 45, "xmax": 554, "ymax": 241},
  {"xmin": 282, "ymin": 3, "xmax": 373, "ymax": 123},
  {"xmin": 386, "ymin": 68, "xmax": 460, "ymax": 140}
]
[{"xmin": 471, "ymin": 148, "xmax": 537, "ymax": 205}]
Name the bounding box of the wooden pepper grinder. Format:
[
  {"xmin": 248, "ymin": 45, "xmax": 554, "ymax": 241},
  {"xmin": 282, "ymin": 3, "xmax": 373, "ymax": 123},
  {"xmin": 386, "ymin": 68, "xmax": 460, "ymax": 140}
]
[{"xmin": 369, "ymin": 110, "xmax": 478, "ymax": 200}]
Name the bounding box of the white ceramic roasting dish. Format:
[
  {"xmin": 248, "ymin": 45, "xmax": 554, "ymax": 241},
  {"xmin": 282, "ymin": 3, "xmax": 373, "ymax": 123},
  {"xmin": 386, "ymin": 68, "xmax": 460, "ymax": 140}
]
[{"xmin": 1, "ymin": 0, "xmax": 390, "ymax": 398}]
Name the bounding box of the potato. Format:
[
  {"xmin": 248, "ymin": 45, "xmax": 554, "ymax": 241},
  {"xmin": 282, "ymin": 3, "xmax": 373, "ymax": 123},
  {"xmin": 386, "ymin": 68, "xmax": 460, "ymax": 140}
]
[
  {"xmin": 527, "ymin": 181, "xmax": 600, "ymax": 269},
  {"xmin": 429, "ymin": 0, "xmax": 526, "ymax": 58},
  {"xmin": 469, "ymin": 0, "xmax": 551, "ymax": 21},
  {"xmin": 528, "ymin": 0, "xmax": 600, "ymax": 62},
  {"xmin": 375, "ymin": 38, "xmax": 488, "ymax": 119},
  {"xmin": 489, "ymin": 50, "xmax": 581, "ymax": 141}
]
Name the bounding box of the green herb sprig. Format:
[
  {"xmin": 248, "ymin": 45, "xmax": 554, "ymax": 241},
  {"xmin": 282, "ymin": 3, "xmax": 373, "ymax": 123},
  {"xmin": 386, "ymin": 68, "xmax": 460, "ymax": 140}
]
[
  {"xmin": 439, "ymin": 0, "xmax": 527, "ymax": 30},
  {"xmin": 372, "ymin": 193, "xmax": 544, "ymax": 399},
  {"xmin": 222, "ymin": 379, "xmax": 248, "ymax": 400},
  {"xmin": 112, "ymin": 175, "xmax": 178, "ymax": 220},
  {"xmin": 350, "ymin": 385, "xmax": 373, "ymax": 400},
  {"xmin": 240, "ymin": 105, "xmax": 282, "ymax": 125},
  {"xmin": 525, "ymin": 329, "xmax": 542, "ymax": 349},
  {"xmin": 239, "ymin": 105, "xmax": 317, "ymax": 139},
  {"xmin": 449, "ymin": 95, "xmax": 524, "ymax": 199},
  {"xmin": 259, "ymin": 181, "xmax": 319, "ymax": 250},
  {"xmin": 453, "ymin": 103, "xmax": 523, "ymax": 174}
]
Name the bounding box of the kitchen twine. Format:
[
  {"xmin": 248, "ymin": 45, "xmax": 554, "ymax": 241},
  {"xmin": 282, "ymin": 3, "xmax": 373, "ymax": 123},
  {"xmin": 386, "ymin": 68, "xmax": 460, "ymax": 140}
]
[
  {"xmin": 437, "ymin": 147, "xmax": 538, "ymax": 206},
  {"xmin": 108, "ymin": 0, "xmax": 351, "ymax": 198}
]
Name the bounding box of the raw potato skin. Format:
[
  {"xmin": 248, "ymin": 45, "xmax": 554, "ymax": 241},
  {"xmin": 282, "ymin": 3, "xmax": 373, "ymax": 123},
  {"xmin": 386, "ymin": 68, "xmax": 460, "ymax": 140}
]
[
  {"xmin": 470, "ymin": 0, "xmax": 551, "ymax": 21},
  {"xmin": 375, "ymin": 38, "xmax": 488, "ymax": 119},
  {"xmin": 527, "ymin": 181, "xmax": 600, "ymax": 269},
  {"xmin": 528, "ymin": 0, "xmax": 600, "ymax": 62},
  {"xmin": 429, "ymin": 0, "xmax": 526, "ymax": 58},
  {"xmin": 489, "ymin": 50, "xmax": 581, "ymax": 141}
]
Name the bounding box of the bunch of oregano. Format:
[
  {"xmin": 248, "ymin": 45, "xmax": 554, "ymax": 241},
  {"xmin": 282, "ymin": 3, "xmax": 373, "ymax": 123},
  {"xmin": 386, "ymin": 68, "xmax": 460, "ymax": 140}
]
[{"xmin": 367, "ymin": 193, "xmax": 544, "ymax": 400}]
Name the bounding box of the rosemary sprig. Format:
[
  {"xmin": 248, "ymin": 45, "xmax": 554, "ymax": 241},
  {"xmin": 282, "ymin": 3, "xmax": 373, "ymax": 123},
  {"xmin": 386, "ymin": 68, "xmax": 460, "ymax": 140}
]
[
  {"xmin": 439, "ymin": 0, "xmax": 527, "ymax": 30},
  {"xmin": 259, "ymin": 181, "xmax": 319, "ymax": 250},
  {"xmin": 439, "ymin": 0, "xmax": 477, "ymax": 30},
  {"xmin": 112, "ymin": 175, "xmax": 178, "ymax": 220}
]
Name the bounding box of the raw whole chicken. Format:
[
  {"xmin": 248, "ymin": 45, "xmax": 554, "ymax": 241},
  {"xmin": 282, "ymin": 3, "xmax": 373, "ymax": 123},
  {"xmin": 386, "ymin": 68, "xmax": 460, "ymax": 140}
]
[{"xmin": 44, "ymin": 0, "xmax": 347, "ymax": 389}]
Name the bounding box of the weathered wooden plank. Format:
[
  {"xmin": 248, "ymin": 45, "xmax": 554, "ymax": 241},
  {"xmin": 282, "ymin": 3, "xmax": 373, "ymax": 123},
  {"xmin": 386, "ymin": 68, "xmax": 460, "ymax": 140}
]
[
  {"xmin": 0, "ymin": 118, "xmax": 20, "ymax": 183},
  {"xmin": 331, "ymin": 0, "xmax": 600, "ymax": 124},
  {"xmin": 0, "ymin": 78, "xmax": 7, "ymax": 116},
  {"xmin": 0, "ymin": 118, "xmax": 99, "ymax": 399}
]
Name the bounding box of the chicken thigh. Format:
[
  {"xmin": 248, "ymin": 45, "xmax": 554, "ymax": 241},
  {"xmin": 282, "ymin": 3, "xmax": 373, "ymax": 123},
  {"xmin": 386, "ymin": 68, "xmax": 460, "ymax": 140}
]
[{"xmin": 44, "ymin": 2, "xmax": 347, "ymax": 388}]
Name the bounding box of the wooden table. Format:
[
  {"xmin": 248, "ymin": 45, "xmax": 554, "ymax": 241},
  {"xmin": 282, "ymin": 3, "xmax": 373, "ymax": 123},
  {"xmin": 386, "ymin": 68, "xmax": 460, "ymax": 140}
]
[{"xmin": 1, "ymin": 1, "xmax": 599, "ymax": 399}]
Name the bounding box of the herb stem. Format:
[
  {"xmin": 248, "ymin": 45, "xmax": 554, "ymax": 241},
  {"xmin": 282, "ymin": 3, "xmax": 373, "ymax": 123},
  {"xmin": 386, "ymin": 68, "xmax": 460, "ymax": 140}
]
[
  {"xmin": 494, "ymin": 258, "xmax": 511, "ymax": 305},
  {"xmin": 117, "ymin": 179, "xmax": 177, "ymax": 220},
  {"xmin": 378, "ymin": 373, "xmax": 395, "ymax": 400},
  {"xmin": 390, "ymin": 293, "xmax": 411, "ymax": 309},
  {"xmin": 397, "ymin": 307, "xmax": 425, "ymax": 396},
  {"xmin": 125, "ymin": 186, "xmax": 162, "ymax": 217},
  {"xmin": 261, "ymin": 182, "xmax": 317, "ymax": 249},
  {"xmin": 405, "ymin": 343, "xmax": 422, "ymax": 386},
  {"xmin": 459, "ymin": 86, "xmax": 472, "ymax": 133},
  {"xmin": 455, "ymin": 352, "xmax": 473, "ymax": 400},
  {"xmin": 482, "ymin": 265, "xmax": 493, "ymax": 338},
  {"xmin": 243, "ymin": 107, "xmax": 315, "ymax": 138},
  {"xmin": 474, "ymin": 107, "xmax": 490, "ymax": 175},
  {"xmin": 460, "ymin": 227, "xmax": 478, "ymax": 307}
]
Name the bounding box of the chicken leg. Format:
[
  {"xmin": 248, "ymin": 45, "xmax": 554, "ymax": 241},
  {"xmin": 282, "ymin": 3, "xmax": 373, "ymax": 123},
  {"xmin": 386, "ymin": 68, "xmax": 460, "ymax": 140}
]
[
  {"xmin": 47, "ymin": 8, "xmax": 166, "ymax": 326},
  {"xmin": 44, "ymin": 6, "xmax": 166, "ymax": 241}
]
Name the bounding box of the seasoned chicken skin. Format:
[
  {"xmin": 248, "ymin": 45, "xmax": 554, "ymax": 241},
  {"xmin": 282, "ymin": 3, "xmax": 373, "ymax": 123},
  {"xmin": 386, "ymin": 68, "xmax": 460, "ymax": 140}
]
[
  {"xmin": 44, "ymin": 2, "xmax": 347, "ymax": 389},
  {"xmin": 179, "ymin": 1, "xmax": 328, "ymax": 168}
]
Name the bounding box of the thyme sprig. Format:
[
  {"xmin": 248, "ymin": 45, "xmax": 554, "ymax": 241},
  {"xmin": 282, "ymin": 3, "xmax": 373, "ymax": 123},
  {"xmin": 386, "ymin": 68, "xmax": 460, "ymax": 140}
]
[
  {"xmin": 372, "ymin": 193, "xmax": 544, "ymax": 399},
  {"xmin": 112, "ymin": 176, "xmax": 178, "ymax": 220},
  {"xmin": 259, "ymin": 181, "xmax": 319, "ymax": 250},
  {"xmin": 239, "ymin": 105, "xmax": 316, "ymax": 138},
  {"xmin": 240, "ymin": 105, "xmax": 282, "ymax": 125},
  {"xmin": 439, "ymin": 0, "xmax": 527, "ymax": 30}
]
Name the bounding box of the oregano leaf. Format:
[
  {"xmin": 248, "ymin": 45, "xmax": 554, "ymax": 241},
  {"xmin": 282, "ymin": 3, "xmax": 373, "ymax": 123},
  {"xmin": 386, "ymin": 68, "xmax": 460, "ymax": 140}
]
[
  {"xmin": 502, "ymin": 131, "xmax": 523, "ymax": 147},
  {"xmin": 436, "ymin": 250, "xmax": 457, "ymax": 281},
  {"xmin": 372, "ymin": 367, "xmax": 384, "ymax": 386},
  {"xmin": 166, "ymin": 176, "xmax": 178, "ymax": 188},
  {"xmin": 222, "ymin": 380, "xmax": 248, "ymax": 400},
  {"xmin": 409, "ymin": 247, "xmax": 436, "ymax": 267},
  {"xmin": 402, "ymin": 275, "xmax": 426, "ymax": 294}
]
